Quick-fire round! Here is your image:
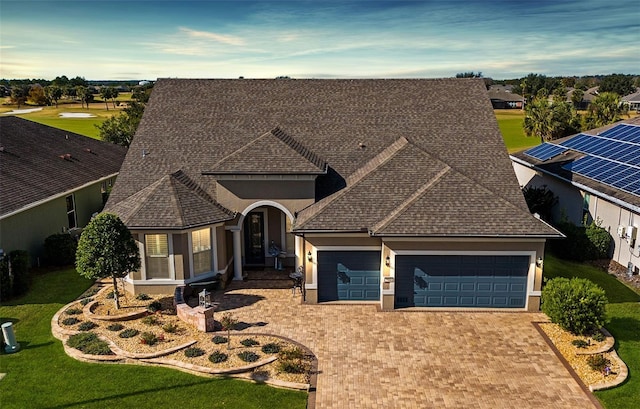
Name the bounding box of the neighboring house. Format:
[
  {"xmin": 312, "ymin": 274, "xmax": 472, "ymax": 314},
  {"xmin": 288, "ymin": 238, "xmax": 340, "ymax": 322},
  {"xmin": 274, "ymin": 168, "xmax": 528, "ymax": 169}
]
[
  {"xmin": 567, "ymin": 87, "xmax": 597, "ymax": 110},
  {"xmin": 0, "ymin": 117, "xmax": 127, "ymax": 265},
  {"xmin": 511, "ymin": 117, "xmax": 640, "ymax": 272},
  {"xmin": 487, "ymin": 88, "xmax": 524, "ymax": 109},
  {"xmin": 105, "ymin": 78, "xmax": 560, "ymax": 311},
  {"xmin": 622, "ymin": 88, "xmax": 640, "ymax": 112}
]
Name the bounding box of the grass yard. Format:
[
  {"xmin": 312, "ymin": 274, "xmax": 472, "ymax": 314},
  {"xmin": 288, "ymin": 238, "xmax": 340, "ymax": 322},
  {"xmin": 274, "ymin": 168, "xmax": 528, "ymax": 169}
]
[
  {"xmin": 543, "ymin": 255, "xmax": 640, "ymax": 409},
  {"xmin": 494, "ymin": 109, "xmax": 540, "ymax": 153},
  {"xmin": 0, "ymin": 268, "xmax": 307, "ymax": 409}
]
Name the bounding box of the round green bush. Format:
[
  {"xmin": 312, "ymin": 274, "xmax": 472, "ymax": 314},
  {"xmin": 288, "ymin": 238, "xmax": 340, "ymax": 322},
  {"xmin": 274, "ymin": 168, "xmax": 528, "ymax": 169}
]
[
  {"xmin": 80, "ymin": 297, "xmax": 93, "ymax": 306},
  {"xmin": 592, "ymin": 330, "xmax": 606, "ymax": 342},
  {"xmin": 237, "ymin": 351, "xmax": 260, "ymax": 363},
  {"xmin": 277, "ymin": 358, "xmax": 306, "ymax": 374},
  {"xmin": 142, "ymin": 315, "xmax": 160, "ymax": 326},
  {"xmin": 106, "ymin": 323, "xmax": 124, "ymax": 331},
  {"xmin": 44, "ymin": 233, "xmax": 77, "ymax": 266},
  {"xmin": 541, "ymin": 277, "xmax": 607, "ymax": 335},
  {"xmin": 65, "ymin": 307, "xmax": 83, "ymax": 315},
  {"xmin": 78, "ymin": 321, "xmax": 98, "ymax": 331},
  {"xmin": 162, "ymin": 322, "xmax": 178, "ymax": 333},
  {"xmin": 147, "ymin": 301, "xmax": 163, "ymax": 313},
  {"xmin": 240, "ymin": 338, "xmax": 259, "ymax": 347},
  {"xmin": 136, "ymin": 293, "xmax": 152, "ymax": 301},
  {"xmin": 212, "ymin": 335, "xmax": 228, "ymax": 344},
  {"xmin": 209, "ymin": 351, "xmax": 228, "ymax": 363},
  {"xmin": 587, "ymin": 354, "xmax": 611, "ymax": 372},
  {"xmin": 261, "ymin": 343, "xmax": 281, "ymax": 354},
  {"xmin": 571, "ymin": 339, "xmax": 589, "ymax": 349},
  {"xmin": 184, "ymin": 347, "xmax": 205, "ymax": 358},
  {"xmin": 62, "ymin": 317, "xmax": 80, "ymax": 326},
  {"xmin": 119, "ymin": 328, "xmax": 139, "ymax": 338},
  {"xmin": 140, "ymin": 331, "xmax": 158, "ymax": 346}
]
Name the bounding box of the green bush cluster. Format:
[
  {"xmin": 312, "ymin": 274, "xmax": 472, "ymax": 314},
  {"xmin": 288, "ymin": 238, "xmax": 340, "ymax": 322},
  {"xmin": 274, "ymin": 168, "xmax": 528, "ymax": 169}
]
[
  {"xmin": 78, "ymin": 321, "xmax": 98, "ymax": 331},
  {"xmin": 237, "ymin": 351, "xmax": 260, "ymax": 363},
  {"xmin": 0, "ymin": 250, "xmax": 30, "ymax": 300},
  {"xmin": 587, "ymin": 354, "xmax": 611, "ymax": 372},
  {"xmin": 43, "ymin": 233, "xmax": 77, "ymax": 266},
  {"xmin": 162, "ymin": 322, "xmax": 178, "ymax": 333},
  {"xmin": 261, "ymin": 343, "xmax": 281, "ymax": 354},
  {"xmin": 212, "ymin": 335, "xmax": 228, "ymax": 344},
  {"xmin": 184, "ymin": 347, "xmax": 205, "ymax": 358},
  {"xmin": 65, "ymin": 307, "xmax": 83, "ymax": 315},
  {"xmin": 592, "ymin": 331, "xmax": 606, "ymax": 342},
  {"xmin": 66, "ymin": 332, "xmax": 113, "ymax": 355},
  {"xmin": 62, "ymin": 317, "xmax": 80, "ymax": 326},
  {"xmin": 549, "ymin": 219, "xmax": 612, "ymax": 261},
  {"xmin": 80, "ymin": 297, "xmax": 93, "ymax": 306},
  {"xmin": 140, "ymin": 332, "xmax": 159, "ymax": 345},
  {"xmin": 141, "ymin": 315, "xmax": 160, "ymax": 326},
  {"xmin": 240, "ymin": 338, "xmax": 259, "ymax": 347},
  {"xmin": 208, "ymin": 351, "xmax": 228, "ymax": 363},
  {"xmin": 106, "ymin": 323, "xmax": 124, "ymax": 331},
  {"xmin": 147, "ymin": 301, "xmax": 162, "ymax": 313},
  {"xmin": 136, "ymin": 293, "xmax": 152, "ymax": 301},
  {"xmin": 119, "ymin": 328, "xmax": 139, "ymax": 338},
  {"xmin": 277, "ymin": 347, "xmax": 307, "ymax": 374},
  {"xmin": 571, "ymin": 339, "xmax": 589, "ymax": 349},
  {"xmin": 541, "ymin": 277, "xmax": 607, "ymax": 335}
]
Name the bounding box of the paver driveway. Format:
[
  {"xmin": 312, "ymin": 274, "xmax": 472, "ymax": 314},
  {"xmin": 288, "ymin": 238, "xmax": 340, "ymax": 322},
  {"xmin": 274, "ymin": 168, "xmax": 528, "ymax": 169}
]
[{"xmin": 217, "ymin": 280, "xmax": 599, "ymax": 409}]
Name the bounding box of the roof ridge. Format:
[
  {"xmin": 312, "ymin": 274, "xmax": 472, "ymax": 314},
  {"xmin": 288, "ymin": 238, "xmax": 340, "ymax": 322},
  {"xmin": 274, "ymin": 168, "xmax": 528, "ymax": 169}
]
[
  {"xmin": 168, "ymin": 174, "xmax": 187, "ymax": 226},
  {"xmin": 271, "ymin": 127, "xmax": 327, "ymax": 172},
  {"xmin": 371, "ymin": 165, "xmax": 451, "ymax": 233},
  {"xmin": 294, "ymin": 138, "xmax": 409, "ymax": 228}
]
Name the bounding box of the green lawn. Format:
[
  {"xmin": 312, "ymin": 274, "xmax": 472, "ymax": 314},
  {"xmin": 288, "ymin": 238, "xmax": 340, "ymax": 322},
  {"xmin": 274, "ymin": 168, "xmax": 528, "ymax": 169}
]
[
  {"xmin": 544, "ymin": 255, "xmax": 640, "ymax": 409},
  {"xmin": 0, "ymin": 103, "xmax": 118, "ymax": 139},
  {"xmin": 0, "ymin": 268, "xmax": 307, "ymax": 409},
  {"xmin": 494, "ymin": 109, "xmax": 540, "ymax": 153}
]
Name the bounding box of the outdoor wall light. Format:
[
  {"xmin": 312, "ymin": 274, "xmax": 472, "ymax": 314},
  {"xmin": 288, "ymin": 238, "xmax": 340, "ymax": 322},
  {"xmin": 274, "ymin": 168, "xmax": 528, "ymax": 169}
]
[
  {"xmin": 385, "ymin": 256, "xmax": 391, "ymax": 267},
  {"xmin": 536, "ymin": 257, "xmax": 543, "ymax": 267},
  {"xmin": 307, "ymin": 251, "xmax": 312, "ymax": 262}
]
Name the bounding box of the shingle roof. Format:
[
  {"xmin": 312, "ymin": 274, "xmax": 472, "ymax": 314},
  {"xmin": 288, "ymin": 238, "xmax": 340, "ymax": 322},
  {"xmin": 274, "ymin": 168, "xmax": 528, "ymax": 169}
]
[
  {"xmin": 106, "ymin": 78, "xmax": 558, "ymax": 237},
  {"xmin": 0, "ymin": 116, "xmax": 127, "ymax": 217},
  {"xmin": 511, "ymin": 117, "xmax": 640, "ymax": 210}
]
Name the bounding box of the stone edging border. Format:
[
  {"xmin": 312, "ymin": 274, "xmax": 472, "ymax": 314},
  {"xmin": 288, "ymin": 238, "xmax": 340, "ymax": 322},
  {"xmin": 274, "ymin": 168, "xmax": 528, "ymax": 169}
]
[
  {"xmin": 575, "ymin": 327, "xmax": 615, "ymax": 356},
  {"xmin": 52, "ymin": 295, "xmax": 318, "ymax": 403},
  {"xmin": 589, "ymin": 348, "xmax": 629, "ymax": 391},
  {"xmin": 82, "ymin": 286, "xmax": 149, "ymax": 321},
  {"xmin": 533, "ymin": 321, "xmax": 623, "ymax": 409}
]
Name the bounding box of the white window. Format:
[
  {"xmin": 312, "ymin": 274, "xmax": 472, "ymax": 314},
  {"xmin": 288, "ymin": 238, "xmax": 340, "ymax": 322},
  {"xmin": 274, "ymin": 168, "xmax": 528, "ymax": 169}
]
[
  {"xmin": 192, "ymin": 228, "xmax": 212, "ymax": 275},
  {"xmin": 65, "ymin": 194, "xmax": 77, "ymax": 229},
  {"xmin": 145, "ymin": 234, "xmax": 170, "ymax": 278}
]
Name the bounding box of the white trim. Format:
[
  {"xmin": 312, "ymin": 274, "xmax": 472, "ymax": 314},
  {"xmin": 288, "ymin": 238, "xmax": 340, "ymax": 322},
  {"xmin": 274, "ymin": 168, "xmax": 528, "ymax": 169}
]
[
  {"xmin": 138, "ymin": 236, "xmax": 146, "ymax": 280},
  {"xmin": 314, "ymin": 246, "xmax": 381, "ymax": 251},
  {"xmin": 0, "ymin": 173, "xmax": 119, "ymax": 220},
  {"xmin": 280, "ymin": 212, "xmax": 286, "ymax": 252},
  {"xmin": 304, "ymin": 283, "xmax": 318, "ymax": 290},
  {"xmin": 187, "ymin": 230, "xmax": 194, "ymax": 279},
  {"xmin": 211, "ymin": 226, "xmax": 218, "ymax": 275},
  {"xmin": 382, "ymin": 237, "xmax": 547, "ymax": 243},
  {"xmin": 168, "ymin": 233, "xmax": 175, "ymax": 280},
  {"xmin": 125, "ymin": 278, "xmax": 186, "ymax": 286},
  {"xmin": 390, "ymin": 250, "xmax": 537, "ymax": 310},
  {"xmin": 236, "ymin": 200, "xmax": 295, "ymax": 225}
]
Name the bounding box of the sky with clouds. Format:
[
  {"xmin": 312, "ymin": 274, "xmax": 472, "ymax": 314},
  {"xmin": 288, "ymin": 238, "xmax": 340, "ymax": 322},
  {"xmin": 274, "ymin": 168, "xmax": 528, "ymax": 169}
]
[{"xmin": 1, "ymin": 0, "xmax": 638, "ymax": 80}]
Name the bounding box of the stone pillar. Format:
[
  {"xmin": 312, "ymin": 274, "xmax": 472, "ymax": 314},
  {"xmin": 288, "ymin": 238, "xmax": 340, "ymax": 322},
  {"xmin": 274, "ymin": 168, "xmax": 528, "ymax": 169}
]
[{"xmin": 232, "ymin": 229, "xmax": 243, "ymax": 280}]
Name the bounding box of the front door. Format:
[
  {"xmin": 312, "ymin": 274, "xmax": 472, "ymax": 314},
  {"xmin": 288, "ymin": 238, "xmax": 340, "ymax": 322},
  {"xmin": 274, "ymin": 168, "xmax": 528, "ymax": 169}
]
[{"xmin": 244, "ymin": 212, "xmax": 265, "ymax": 265}]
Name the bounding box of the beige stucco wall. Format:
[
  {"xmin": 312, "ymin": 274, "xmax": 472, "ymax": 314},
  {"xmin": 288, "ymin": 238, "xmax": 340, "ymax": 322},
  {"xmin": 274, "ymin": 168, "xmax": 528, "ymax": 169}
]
[
  {"xmin": 216, "ymin": 179, "xmax": 315, "ymax": 216},
  {"xmin": 172, "ymin": 233, "xmax": 188, "ymax": 280},
  {"xmin": 216, "ymin": 225, "xmax": 228, "ymax": 271}
]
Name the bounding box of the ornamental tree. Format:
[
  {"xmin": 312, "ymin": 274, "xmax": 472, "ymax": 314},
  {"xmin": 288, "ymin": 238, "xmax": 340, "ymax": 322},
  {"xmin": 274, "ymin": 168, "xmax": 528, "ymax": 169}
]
[{"xmin": 76, "ymin": 213, "xmax": 140, "ymax": 309}]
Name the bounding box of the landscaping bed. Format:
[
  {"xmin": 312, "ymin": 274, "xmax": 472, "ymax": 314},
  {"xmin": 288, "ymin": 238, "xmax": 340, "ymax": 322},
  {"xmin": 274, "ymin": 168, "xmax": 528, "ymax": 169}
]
[{"xmin": 55, "ymin": 284, "xmax": 313, "ymax": 388}]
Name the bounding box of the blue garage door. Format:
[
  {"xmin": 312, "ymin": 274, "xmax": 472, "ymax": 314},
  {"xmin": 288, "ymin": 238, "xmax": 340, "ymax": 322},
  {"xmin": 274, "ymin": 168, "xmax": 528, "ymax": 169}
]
[
  {"xmin": 317, "ymin": 251, "xmax": 381, "ymax": 302},
  {"xmin": 395, "ymin": 255, "xmax": 529, "ymax": 308}
]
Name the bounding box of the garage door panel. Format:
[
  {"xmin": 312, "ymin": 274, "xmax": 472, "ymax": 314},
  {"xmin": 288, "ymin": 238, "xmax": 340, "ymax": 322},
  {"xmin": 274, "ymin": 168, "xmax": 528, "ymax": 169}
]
[
  {"xmin": 395, "ymin": 255, "xmax": 529, "ymax": 308},
  {"xmin": 318, "ymin": 251, "xmax": 381, "ymax": 302}
]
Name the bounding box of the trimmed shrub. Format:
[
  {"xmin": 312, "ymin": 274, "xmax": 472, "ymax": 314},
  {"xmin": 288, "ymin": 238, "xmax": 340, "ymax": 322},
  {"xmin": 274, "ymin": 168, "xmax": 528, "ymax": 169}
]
[
  {"xmin": 587, "ymin": 354, "xmax": 611, "ymax": 372},
  {"xmin": 78, "ymin": 321, "xmax": 98, "ymax": 331},
  {"xmin": 541, "ymin": 277, "xmax": 607, "ymax": 335},
  {"xmin": 592, "ymin": 331, "xmax": 606, "ymax": 343},
  {"xmin": 184, "ymin": 347, "xmax": 205, "ymax": 358},
  {"xmin": 8, "ymin": 250, "xmax": 30, "ymax": 296},
  {"xmin": 209, "ymin": 351, "xmax": 228, "ymax": 363},
  {"xmin": 549, "ymin": 218, "xmax": 612, "ymax": 261},
  {"xmin": 65, "ymin": 308, "xmax": 83, "ymax": 315},
  {"xmin": 0, "ymin": 258, "xmax": 12, "ymax": 301},
  {"xmin": 278, "ymin": 347, "xmax": 304, "ymax": 361},
  {"xmin": 44, "ymin": 233, "xmax": 77, "ymax": 266},
  {"xmin": 585, "ymin": 219, "xmax": 612, "ymax": 259},
  {"xmin": 572, "ymin": 339, "xmax": 589, "ymax": 349},
  {"xmin": 522, "ymin": 185, "xmax": 558, "ymax": 222},
  {"xmin": 212, "ymin": 335, "xmax": 228, "ymax": 344},
  {"xmin": 62, "ymin": 317, "xmax": 80, "ymax": 326},
  {"xmin": 140, "ymin": 332, "xmax": 159, "ymax": 346},
  {"xmin": 262, "ymin": 343, "xmax": 281, "ymax": 354},
  {"xmin": 277, "ymin": 358, "xmax": 306, "ymax": 374},
  {"xmin": 237, "ymin": 351, "xmax": 260, "ymax": 363},
  {"xmin": 141, "ymin": 315, "xmax": 160, "ymax": 326},
  {"xmin": 83, "ymin": 288, "xmax": 100, "ymax": 297},
  {"xmin": 162, "ymin": 322, "xmax": 178, "ymax": 333},
  {"xmin": 80, "ymin": 297, "xmax": 93, "ymax": 306},
  {"xmin": 240, "ymin": 338, "xmax": 259, "ymax": 347},
  {"xmin": 136, "ymin": 293, "xmax": 152, "ymax": 301},
  {"xmin": 67, "ymin": 332, "xmax": 113, "ymax": 355},
  {"xmin": 147, "ymin": 301, "xmax": 162, "ymax": 313},
  {"xmin": 106, "ymin": 323, "xmax": 124, "ymax": 331},
  {"xmin": 119, "ymin": 328, "xmax": 139, "ymax": 338}
]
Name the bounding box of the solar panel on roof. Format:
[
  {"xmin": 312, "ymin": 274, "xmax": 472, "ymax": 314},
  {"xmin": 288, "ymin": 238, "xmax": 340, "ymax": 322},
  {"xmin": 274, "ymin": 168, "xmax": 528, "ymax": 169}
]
[
  {"xmin": 562, "ymin": 156, "xmax": 640, "ymax": 197},
  {"xmin": 523, "ymin": 143, "xmax": 567, "ymax": 161}
]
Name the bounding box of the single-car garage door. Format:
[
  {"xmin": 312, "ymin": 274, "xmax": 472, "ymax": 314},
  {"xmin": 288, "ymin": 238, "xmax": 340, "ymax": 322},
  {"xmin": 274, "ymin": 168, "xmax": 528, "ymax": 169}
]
[
  {"xmin": 395, "ymin": 255, "xmax": 529, "ymax": 308},
  {"xmin": 317, "ymin": 251, "xmax": 381, "ymax": 302}
]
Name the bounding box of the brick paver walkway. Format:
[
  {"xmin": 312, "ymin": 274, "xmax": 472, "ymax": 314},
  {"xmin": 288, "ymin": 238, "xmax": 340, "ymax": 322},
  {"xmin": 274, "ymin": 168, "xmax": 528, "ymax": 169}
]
[{"xmin": 215, "ymin": 279, "xmax": 599, "ymax": 409}]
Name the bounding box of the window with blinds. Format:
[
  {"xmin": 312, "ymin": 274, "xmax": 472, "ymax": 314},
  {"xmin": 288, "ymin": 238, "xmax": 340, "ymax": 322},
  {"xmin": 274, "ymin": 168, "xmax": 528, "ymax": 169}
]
[
  {"xmin": 145, "ymin": 234, "xmax": 169, "ymax": 278},
  {"xmin": 192, "ymin": 228, "xmax": 212, "ymax": 275}
]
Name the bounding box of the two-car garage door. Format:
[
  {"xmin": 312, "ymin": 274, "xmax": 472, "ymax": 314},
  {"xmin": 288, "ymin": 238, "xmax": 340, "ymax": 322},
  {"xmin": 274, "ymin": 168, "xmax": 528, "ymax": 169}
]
[{"xmin": 394, "ymin": 255, "xmax": 530, "ymax": 308}]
